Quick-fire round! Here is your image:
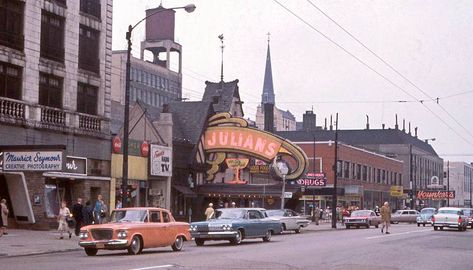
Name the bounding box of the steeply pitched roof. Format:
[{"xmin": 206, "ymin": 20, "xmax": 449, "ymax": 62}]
[
  {"xmin": 262, "ymin": 43, "xmax": 275, "ymax": 104},
  {"xmin": 202, "ymin": 80, "xmax": 240, "ymax": 113},
  {"xmin": 276, "ymin": 128, "xmax": 439, "ymax": 156},
  {"xmin": 168, "ymin": 101, "xmax": 214, "ymax": 144}
]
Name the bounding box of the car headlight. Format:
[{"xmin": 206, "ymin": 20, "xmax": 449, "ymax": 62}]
[
  {"xmin": 221, "ymin": 224, "xmax": 232, "ymax": 231},
  {"xmin": 79, "ymin": 231, "xmax": 89, "ymax": 239},
  {"xmin": 117, "ymin": 230, "xmax": 128, "ymax": 239},
  {"xmin": 189, "ymin": 225, "xmax": 197, "ymax": 232}
]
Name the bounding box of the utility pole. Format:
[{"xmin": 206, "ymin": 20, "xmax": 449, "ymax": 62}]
[
  {"xmin": 409, "ymin": 145, "xmax": 414, "ymax": 210},
  {"xmin": 331, "ymin": 113, "xmax": 338, "ymax": 229},
  {"xmin": 312, "ymin": 136, "xmax": 316, "ymax": 221},
  {"xmin": 447, "ymin": 160, "xmax": 450, "ymax": 207}
]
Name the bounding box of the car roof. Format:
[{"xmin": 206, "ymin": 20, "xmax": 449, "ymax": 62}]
[
  {"xmin": 438, "ymin": 207, "xmax": 463, "ymax": 211},
  {"xmin": 114, "ymin": 207, "xmax": 170, "ymax": 212},
  {"xmin": 216, "ymin": 208, "xmax": 266, "ymax": 211}
]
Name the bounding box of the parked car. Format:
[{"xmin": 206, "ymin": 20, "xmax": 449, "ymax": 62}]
[
  {"xmin": 391, "ymin": 209, "xmax": 419, "ymax": 224},
  {"xmin": 190, "ymin": 208, "xmax": 282, "ymax": 246},
  {"xmin": 461, "ymin": 208, "xmax": 473, "ymax": 228},
  {"xmin": 344, "ymin": 210, "xmax": 380, "ymax": 229},
  {"xmin": 78, "ymin": 207, "xmax": 190, "ymax": 256},
  {"xmin": 417, "ymin": 208, "xmax": 436, "ymax": 227},
  {"xmin": 432, "ymin": 207, "xmax": 468, "ymax": 231},
  {"xmin": 266, "ymin": 209, "xmax": 310, "ymax": 233}
]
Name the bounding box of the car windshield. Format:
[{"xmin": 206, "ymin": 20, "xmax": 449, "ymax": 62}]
[
  {"xmin": 438, "ymin": 209, "xmax": 460, "ymax": 215},
  {"xmin": 266, "ymin": 210, "xmax": 285, "ymax": 217},
  {"xmin": 351, "ymin": 210, "xmax": 371, "ymax": 217},
  {"xmin": 111, "ymin": 209, "xmax": 147, "ymax": 222},
  {"xmin": 214, "ymin": 209, "xmax": 246, "ymax": 219}
]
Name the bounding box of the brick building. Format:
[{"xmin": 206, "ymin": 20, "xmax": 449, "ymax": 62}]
[{"xmin": 0, "ymin": 0, "xmax": 113, "ymax": 229}]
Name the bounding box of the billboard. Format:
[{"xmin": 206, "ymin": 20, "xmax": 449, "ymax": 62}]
[{"xmin": 150, "ymin": 145, "xmax": 172, "ymax": 177}]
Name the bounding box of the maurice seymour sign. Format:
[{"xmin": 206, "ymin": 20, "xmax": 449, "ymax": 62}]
[{"xmin": 2, "ymin": 151, "xmax": 64, "ymax": 171}]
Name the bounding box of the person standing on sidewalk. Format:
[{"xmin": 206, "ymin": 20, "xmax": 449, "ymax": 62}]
[
  {"xmin": 1, "ymin": 198, "xmax": 9, "ymax": 235},
  {"xmin": 82, "ymin": 200, "xmax": 94, "ymax": 225},
  {"xmin": 380, "ymin": 201, "xmax": 391, "ymax": 234},
  {"xmin": 72, "ymin": 198, "xmax": 83, "ymax": 236},
  {"xmin": 94, "ymin": 194, "xmax": 108, "ymax": 224},
  {"xmin": 313, "ymin": 206, "xmax": 321, "ymax": 225},
  {"xmin": 205, "ymin": 203, "xmax": 214, "ymax": 220},
  {"xmin": 57, "ymin": 201, "xmax": 72, "ymax": 239}
]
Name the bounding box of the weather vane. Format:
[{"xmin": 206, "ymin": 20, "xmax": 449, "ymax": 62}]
[{"xmin": 218, "ymin": 34, "xmax": 224, "ymax": 82}]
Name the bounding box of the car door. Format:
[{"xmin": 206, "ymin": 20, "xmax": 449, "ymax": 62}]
[
  {"xmin": 161, "ymin": 211, "xmax": 175, "ymax": 246},
  {"xmin": 285, "ymin": 210, "xmax": 299, "ymax": 230},
  {"xmin": 401, "ymin": 211, "xmax": 410, "ymax": 222},
  {"xmin": 148, "ymin": 210, "xmax": 165, "ymax": 247},
  {"xmin": 370, "ymin": 211, "xmax": 379, "ymax": 225},
  {"xmin": 247, "ymin": 210, "xmax": 265, "ymax": 236}
]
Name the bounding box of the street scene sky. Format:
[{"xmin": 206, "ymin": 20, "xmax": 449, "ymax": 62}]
[{"xmin": 113, "ymin": 0, "xmax": 473, "ymax": 162}]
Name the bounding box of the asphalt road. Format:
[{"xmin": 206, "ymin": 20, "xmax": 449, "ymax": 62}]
[{"xmin": 2, "ymin": 224, "xmax": 473, "ymax": 270}]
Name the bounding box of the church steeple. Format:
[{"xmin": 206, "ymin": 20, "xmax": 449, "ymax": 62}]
[{"xmin": 261, "ymin": 33, "xmax": 275, "ymax": 105}]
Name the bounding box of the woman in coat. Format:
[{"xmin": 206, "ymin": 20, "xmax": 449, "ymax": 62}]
[
  {"xmin": 1, "ymin": 198, "xmax": 9, "ymax": 235},
  {"xmin": 57, "ymin": 201, "xmax": 72, "ymax": 239}
]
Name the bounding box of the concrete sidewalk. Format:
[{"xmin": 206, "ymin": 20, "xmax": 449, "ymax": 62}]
[
  {"xmin": 0, "ymin": 229, "xmax": 81, "ymax": 258},
  {"xmin": 0, "ymin": 221, "xmax": 343, "ymax": 258}
]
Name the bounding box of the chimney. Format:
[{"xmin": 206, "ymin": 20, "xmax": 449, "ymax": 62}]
[
  {"xmin": 264, "ymin": 103, "xmax": 275, "ymax": 133},
  {"xmin": 408, "ymin": 122, "xmax": 411, "ymax": 135},
  {"xmin": 402, "ymin": 119, "xmax": 406, "ymax": 132},
  {"xmin": 324, "ymin": 118, "xmax": 327, "ymax": 130},
  {"xmin": 366, "ymin": 115, "xmax": 370, "ymax": 130},
  {"xmin": 329, "ymin": 115, "xmax": 333, "ymax": 131},
  {"xmin": 395, "ymin": 114, "xmax": 399, "ymax": 129},
  {"xmin": 302, "ymin": 110, "xmax": 316, "ymax": 132},
  {"xmin": 382, "ymin": 123, "xmax": 385, "ymax": 129},
  {"xmin": 414, "ymin": 127, "xmax": 418, "ymax": 138}
]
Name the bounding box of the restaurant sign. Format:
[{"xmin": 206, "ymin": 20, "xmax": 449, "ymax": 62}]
[
  {"xmin": 150, "ymin": 144, "xmax": 172, "ymax": 177},
  {"xmin": 203, "ymin": 113, "xmax": 308, "ymax": 181},
  {"xmin": 2, "ymin": 151, "xmax": 64, "ymax": 171},
  {"xmin": 417, "ymin": 190, "xmax": 455, "ymax": 200}
]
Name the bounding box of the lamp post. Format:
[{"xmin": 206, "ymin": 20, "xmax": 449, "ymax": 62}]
[
  {"xmin": 331, "ymin": 113, "xmax": 338, "ymax": 229},
  {"xmin": 121, "ymin": 4, "xmax": 196, "ymax": 207},
  {"xmin": 276, "ymin": 158, "xmax": 289, "ymax": 209}
]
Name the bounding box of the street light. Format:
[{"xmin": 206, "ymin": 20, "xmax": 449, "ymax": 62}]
[
  {"xmin": 121, "ymin": 4, "xmax": 196, "ymax": 207},
  {"xmin": 276, "ymin": 158, "xmax": 289, "ymax": 210}
]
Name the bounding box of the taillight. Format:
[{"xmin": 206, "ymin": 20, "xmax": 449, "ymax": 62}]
[
  {"xmin": 431, "ymin": 216, "xmax": 435, "ymax": 223},
  {"xmin": 458, "ymin": 217, "xmax": 462, "ymax": 224}
]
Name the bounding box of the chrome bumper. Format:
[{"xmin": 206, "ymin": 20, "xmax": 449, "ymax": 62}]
[
  {"xmin": 79, "ymin": 239, "xmax": 128, "ymax": 249},
  {"xmin": 191, "ymin": 231, "xmax": 238, "ymax": 239}
]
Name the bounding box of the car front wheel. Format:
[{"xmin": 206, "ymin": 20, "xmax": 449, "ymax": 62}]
[
  {"xmin": 434, "ymin": 226, "xmax": 438, "ymax": 231},
  {"xmin": 195, "ymin": 238, "xmax": 205, "ymax": 246},
  {"xmin": 127, "ymin": 235, "xmax": 143, "ymax": 255},
  {"xmin": 262, "ymin": 230, "xmax": 272, "ymax": 242},
  {"xmin": 171, "ymin": 236, "xmax": 184, "ymax": 251},
  {"xmin": 84, "ymin": 248, "xmax": 98, "ymax": 256},
  {"xmin": 230, "ymin": 230, "xmax": 243, "ymax": 245}
]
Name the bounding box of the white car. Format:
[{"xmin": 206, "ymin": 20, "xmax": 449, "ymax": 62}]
[
  {"xmin": 266, "ymin": 209, "xmax": 310, "ymax": 233},
  {"xmin": 432, "ymin": 207, "xmax": 468, "ymax": 231}
]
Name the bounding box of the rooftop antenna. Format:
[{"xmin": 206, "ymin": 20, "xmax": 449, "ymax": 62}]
[{"xmin": 218, "ymin": 34, "xmax": 224, "ymax": 82}]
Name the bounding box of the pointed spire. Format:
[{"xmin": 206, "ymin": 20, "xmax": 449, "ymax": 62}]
[
  {"xmin": 218, "ymin": 34, "xmax": 224, "ymax": 82},
  {"xmin": 262, "ymin": 32, "xmax": 275, "ymax": 105}
]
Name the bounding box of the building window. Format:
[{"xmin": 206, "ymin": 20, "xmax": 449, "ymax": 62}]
[
  {"xmin": 80, "ymin": 0, "xmax": 101, "ymax": 19},
  {"xmin": 0, "ymin": 0, "xmax": 24, "ymax": 51},
  {"xmin": 382, "ymin": 170, "xmax": 386, "ymax": 184},
  {"xmin": 0, "ymin": 61, "xmax": 22, "ymax": 100},
  {"xmin": 377, "ymin": 169, "xmax": 381, "ymax": 184},
  {"xmin": 40, "ymin": 11, "xmax": 65, "ymax": 62},
  {"xmin": 362, "ymin": 165, "xmax": 367, "ymax": 181},
  {"xmin": 79, "ymin": 25, "xmax": 100, "ymax": 73},
  {"xmin": 343, "ymin": 161, "xmax": 349, "ymax": 179},
  {"xmin": 356, "ymin": 164, "xmax": 362, "ymax": 180},
  {"xmin": 39, "ymin": 72, "xmax": 63, "ymax": 108},
  {"xmin": 351, "ymin": 163, "xmax": 356, "ymax": 179},
  {"xmin": 77, "ymin": 83, "xmax": 98, "ymax": 115}
]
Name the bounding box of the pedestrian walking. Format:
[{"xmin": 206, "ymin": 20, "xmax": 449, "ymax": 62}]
[
  {"xmin": 82, "ymin": 200, "xmax": 94, "ymax": 225},
  {"xmin": 71, "ymin": 198, "xmax": 83, "ymax": 236},
  {"xmin": 374, "ymin": 205, "xmax": 380, "ymax": 216},
  {"xmin": 57, "ymin": 201, "xmax": 72, "ymax": 239},
  {"xmin": 205, "ymin": 203, "xmax": 215, "ymax": 220},
  {"xmin": 94, "ymin": 194, "xmax": 107, "ymax": 224},
  {"xmin": 1, "ymin": 198, "xmax": 9, "ymax": 235},
  {"xmin": 380, "ymin": 201, "xmax": 391, "ymax": 234},
  {"xmin": 313, "ymin": 206, "xmax": 321, "ymax": 225}
]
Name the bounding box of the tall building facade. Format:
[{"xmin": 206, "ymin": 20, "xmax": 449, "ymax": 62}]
[
  {"xmin": 444, "ymin": 162, "xmax": 473, "ymax": 207},
  {"xmin": 0, "ymin": 0, "xmax": 113, "ymax": 229},
  {"xmin": 255, "ymin": 39, "xmax": 296, "ymax": 131}
]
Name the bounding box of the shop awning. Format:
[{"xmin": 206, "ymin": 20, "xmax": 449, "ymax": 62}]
[
  {"xmin": 173, "ymin": 185, "xmax": 197, "ymax": 198},
  {"xmin": 43, "ymin": 172, "xmax": 111, "ymax": 181}
]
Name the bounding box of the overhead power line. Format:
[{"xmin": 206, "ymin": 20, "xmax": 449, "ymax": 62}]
[{"xmin": 272, "ymin": 0, "xmax": 473, "ymax": 148}]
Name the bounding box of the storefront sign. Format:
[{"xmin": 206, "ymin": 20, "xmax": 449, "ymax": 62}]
[
  {"xmin": 417, "ymin": 190, "xmax": 455, "ymax": 200},
  {"xmin": 203, "ymin": 113, "xmax": 308, "ymax": 181},
  {"xmin": 112, "ymin": 136, "xmax": 122, "ymax": 154},
  {"xmin": 390, "ymin": 186, "xmax": 403, "ymax": 197},
  {"xmin": 225, "ymin": 158, "xmax": 249, "ymax": 184},
  {"xmin": 284, "ymin": 192, "xmax": 293, "ymax": 198},
  {"xmin": 2, "ymin": 151, "xmax": 64, "ymax": 171},
  {"xmin": 150, "ymin": 144, "xmax": 172, "ymax": 177},
  {"xmin": 250, "ymin": 165, "xmax": 270, "ymax": 174},
  {"xmin": 141, "ymin": 141, "xmax": 149, "ymax": 157},
  {"xmin": 297, "ymin": 172, "xmax": 327, "ymax": 187},
  {"xmin": 344, "ymin": 185, "xmax": 363, "ymax": 196},
  {"xmin": 65, "ymin": 156, "xmax": 87, "ymax": 175}
]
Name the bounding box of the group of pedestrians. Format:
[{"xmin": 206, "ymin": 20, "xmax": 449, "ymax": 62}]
[{"xmin": 56, "ymin": 194, "xmax": 108, "ymax": 240}]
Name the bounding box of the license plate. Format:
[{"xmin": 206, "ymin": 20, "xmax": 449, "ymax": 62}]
[{"xmin": 96, "ymin": 243, "xmax": 105, "ymax": 248}]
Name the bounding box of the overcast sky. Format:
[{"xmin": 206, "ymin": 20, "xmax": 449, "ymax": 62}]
[{"xmin": 113, "ymin": 0, "xmax": 473, "ymax": 163}]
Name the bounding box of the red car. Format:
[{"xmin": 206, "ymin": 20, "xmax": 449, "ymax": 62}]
[{"xmin": 344, "ymin": 210, "xmax": 380, "ymax": 229}]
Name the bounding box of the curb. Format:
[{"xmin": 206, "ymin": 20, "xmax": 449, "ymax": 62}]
[{"xmin": 0, "ymin": 247, "xmax": 82, "ymax": 258}]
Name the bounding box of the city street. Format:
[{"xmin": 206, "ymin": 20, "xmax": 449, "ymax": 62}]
[{"xmin": 1, "ymin": 224, "xmax": 472, "ymax": 270}]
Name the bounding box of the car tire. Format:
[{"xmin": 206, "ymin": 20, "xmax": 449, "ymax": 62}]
[
  {"xmin": 417, "ymin": 223, "xmax": 420, "ymax": 227},
  {"xmin": 127, "ymin": 235, "xmax": 143, "ymax": 255},
  {"xmin": 434, "ymin": 226, "xmax": 438, "ymax": 231},
  {"xmin": 345, "ymin": 225, "xmax": 350, "ymax": 229},
  {"xmin": 375, "ymin": 222, "xmax": 379, "ymax": 228},
  {"xmin": 84, "ymin": 248, "xmax": 98, "ymax": 256},
  {"xmin": 171, "ymin": 236, "xmax": 184, "ymax": 251},
  {"xmin": 356, "ymin": 225, "xmax": 360, "ymax": 229},
  {"xmin": 439, "ymin": 227, "xmax": 443, "ymax": 231},
  {"xmin": 280, "ymin": 224, "xmax": 286, "ymax": 234},
  {"xmin": 423, "ymin": 224, "xmax": 425, "ymax": 227},
  {"xmin": 294, "ymin": 228, "xmax": 301, "ymax": 234},
  {"xmin": 195, "ymin": 238, "xmax": 205, "ymax": 246},
  {"xmin": 230, "ymin": 230, "xmax": 243, "ymax": 245},
  {"xmin": 262, "ymin": 230, "xmax": 272, "ymax": 242}
]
